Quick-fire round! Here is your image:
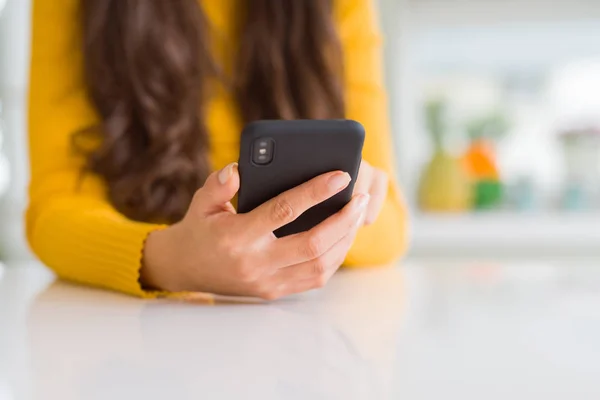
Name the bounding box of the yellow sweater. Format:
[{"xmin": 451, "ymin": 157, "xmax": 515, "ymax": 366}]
[{"xmin": 27, "ymin": 0, "xmax": 408, "ymax": 298}]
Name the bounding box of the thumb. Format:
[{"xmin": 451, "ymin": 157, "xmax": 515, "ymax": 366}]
[{"xmin": 191, "ymin": 163, "xmax": 240, "ymax": 215}]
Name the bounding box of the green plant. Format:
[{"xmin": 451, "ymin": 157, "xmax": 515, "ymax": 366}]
[
  {"xmin": 424, "ymin": 98, "xmax": 447, "ymax": 152},
  {"xmin": 465, "ymin": 111, "xmax": 511, "ymax": 142}
]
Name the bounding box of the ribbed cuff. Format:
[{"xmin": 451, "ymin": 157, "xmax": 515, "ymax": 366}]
[{"xmin": 30, "ymin": 197, "xmax": 173, "ymax": 298}]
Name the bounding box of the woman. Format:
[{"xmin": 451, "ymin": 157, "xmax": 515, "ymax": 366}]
[{"xmin": 27, "ymin": 0, "xmax": 408, "ymax": 299}]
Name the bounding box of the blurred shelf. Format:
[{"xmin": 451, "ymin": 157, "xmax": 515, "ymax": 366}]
[
  {"xmin": 408, "ymin": 0, "xmax": 600, "ymax": 28},
  {"xmin": 410, "ymin": 212, "xmax": 600, "ymax": 257}
]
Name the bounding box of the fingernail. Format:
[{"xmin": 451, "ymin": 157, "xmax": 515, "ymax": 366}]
[
  {"xmin": 218, "ymin": 163, "xmax": 237, "ymax": 185},
  {"xmin": 353, "ymin": 194, "xmax": 370, "ymax": 213},
  {"xmin": 328, "ymin": 172, "xmax": 351, "ymax": 192},
  {"xmin": 355, "ymin": 211, "xmax": 367, "ymax": 228}
]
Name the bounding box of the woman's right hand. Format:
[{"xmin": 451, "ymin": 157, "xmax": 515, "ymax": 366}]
[{"xmin": 141, "ymin": 163, "xmax": 369, "ymax": 299}]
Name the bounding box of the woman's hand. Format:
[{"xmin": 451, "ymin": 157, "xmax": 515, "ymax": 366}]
[
  {"xmin": 141, "ymin": 163, "xmax": 369, "ymax": 299},
  {"xmin": 353, "ymin": 160, "xmax": 389, "ymax": 225}
]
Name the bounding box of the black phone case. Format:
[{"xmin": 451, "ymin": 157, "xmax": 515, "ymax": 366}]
[{"xmin": 237, "ymin": 120, "xmax": 365, "ymax": 237}]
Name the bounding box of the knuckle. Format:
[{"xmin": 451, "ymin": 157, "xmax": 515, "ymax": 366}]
[
  {"xmin": 188, "ymin": 190, "xmax": 207, "ymax": 218},
  {"xmin": 235, "ymin": 259, "xmax": 257, "ymax": 283},
  {"xmin": 303, "ymin": 233, "xmax": 325, "ymax": 259},
  {"xmin": 263, "ymin": 292, "xmax": 281, "ymax": 301},
  {"xmin": 249, "ymin": 280, "xmax": 266, "ymax": 294},
  {"xmin": 314, "ymin": 274, "xmax": 328, "ymax": 289},
  {"xmin": 257, "ymin": 287, "xmax": 280, "ymax": 301},
  {"xmin": 218, "ymin": 232, "xmax": 239, "ymax": 254},
  {"xmin": 308, "ymin": 182, "xmax": 323, "ymax": 202},
  {"xmin": 312, "ymin": 256, "xmax": 328, "ymax": 276},
  {"xmin": 271, "ymin": 198, "xmax": 295, "ymax": 224}
]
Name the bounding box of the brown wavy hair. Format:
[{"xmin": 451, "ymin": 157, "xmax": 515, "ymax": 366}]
[{"xmin": 78, "ymin": 0, "xmax": 345, "ymax": 223}]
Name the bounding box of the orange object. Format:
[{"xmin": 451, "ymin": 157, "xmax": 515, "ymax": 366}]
[{"xmin": 462, "ymin": 140, "xmax": 500, "ymax": 180}]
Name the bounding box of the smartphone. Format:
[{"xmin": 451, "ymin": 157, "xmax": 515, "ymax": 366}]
[{"xmin": 237, "ymin": 119, "xmax": 365, "ymax": 237}]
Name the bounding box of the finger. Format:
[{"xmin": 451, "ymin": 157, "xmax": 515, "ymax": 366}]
[
  {"xmin": 365, "ymin": 170, "xmax": 389, "ymax": 225},
  {"xmin": 264, "ymin": 211, "xmax": 366, "ymax": 299},
  {"xmin": 190, "ymin": 163, "xmax": 240, "ymax": 215},
  {"xmin": 273, "ymin": 212, "xmax": 363, "ymax": 283},
  {"xmin": 353, "ymin": 161, "xmax": 373, "ymax": 196},
  {"xmin": 266, "ymin": 193, "xmax": 369, "ymax": 268},
  {"xmin": 244, "ymin": 171, "xmax": 351, "ymax": 234},
  {"xmin": 253, "ymin": 208, "xmax": 366, "ymax": 300}
]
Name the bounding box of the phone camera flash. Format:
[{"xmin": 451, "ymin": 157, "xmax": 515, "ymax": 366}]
[{"xmin": 253, "ymin": 137, "xmax": 275, "ymax": 165}]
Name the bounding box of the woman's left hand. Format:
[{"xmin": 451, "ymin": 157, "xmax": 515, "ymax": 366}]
[{"xmin": 353, "ymin": 160, "xmax": 389, "ymax": 226}]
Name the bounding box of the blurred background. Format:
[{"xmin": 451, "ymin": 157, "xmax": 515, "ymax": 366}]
[
  {"xmin": 381, "ymin": 0, "xmax": 600, "ymax": 256},
  {"xmin": 1, "ymin": 0, "xmax": 600, "ymax": 261}
]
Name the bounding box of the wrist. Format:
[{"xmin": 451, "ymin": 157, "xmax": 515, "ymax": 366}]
[{"xmin": 140, "ymin": 226, "xmax": 183, "ymax": 292}]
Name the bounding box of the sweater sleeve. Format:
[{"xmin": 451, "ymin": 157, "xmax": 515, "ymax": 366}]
[
  {"xmin": 27, "ymin": 0, "xmax": 165, "ymax": 297},
  {"xmin": 336, "ymin": 0, "xmax": 409, "ymax": 266}
]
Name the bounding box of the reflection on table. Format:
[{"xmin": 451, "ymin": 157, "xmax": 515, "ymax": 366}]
[{"xmin": 26, "ymin": 266, "xmax": 405, "ymax": 400}]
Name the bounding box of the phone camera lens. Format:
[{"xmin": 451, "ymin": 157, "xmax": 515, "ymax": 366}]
[{"xmin": 253, "ymin": 138, "xmax": 275, "ymax": 165}]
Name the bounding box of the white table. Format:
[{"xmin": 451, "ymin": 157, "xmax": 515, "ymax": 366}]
[{"xmin": 0, "ymin": 260, "xmax": 599, "ymax": 400}]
